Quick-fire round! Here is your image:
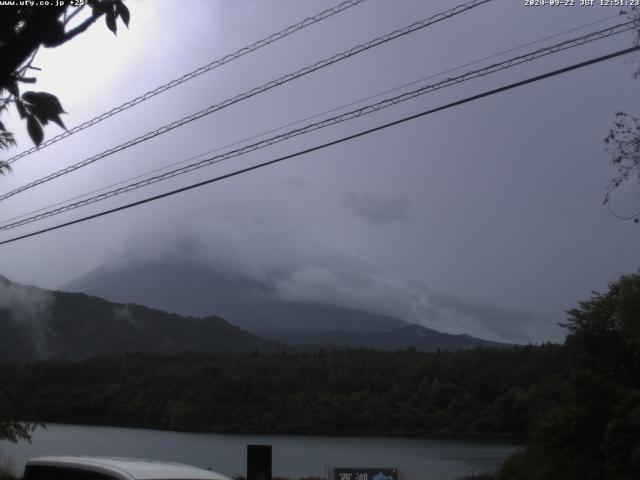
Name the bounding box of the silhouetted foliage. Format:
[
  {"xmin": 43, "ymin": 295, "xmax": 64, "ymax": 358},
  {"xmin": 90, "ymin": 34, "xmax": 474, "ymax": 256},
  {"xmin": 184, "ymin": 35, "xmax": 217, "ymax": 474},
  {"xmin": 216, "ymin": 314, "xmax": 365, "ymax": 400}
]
[
  {"xmin": 0, "ymin": 0, "xmax": 130, "ymax": 173},
  {"xmin": 496, "ymin": 272, "xmax": 640, "ymax": 480},
  {"xmin": 603, "ymin": 8, "xmax": 640, "ymax": 223},
  {"xmin": 604, "ymin": 112, "xmax": 640, "ymax": 223},
  {"xmin": 0, "ymin": 384, "xmax": 37, "ymax": 444}
]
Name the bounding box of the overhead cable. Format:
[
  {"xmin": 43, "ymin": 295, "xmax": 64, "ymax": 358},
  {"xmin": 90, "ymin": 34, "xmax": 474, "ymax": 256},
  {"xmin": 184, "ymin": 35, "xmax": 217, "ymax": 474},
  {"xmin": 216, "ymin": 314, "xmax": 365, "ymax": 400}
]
[
  {"xmin": 1, "ymin": 46, "xmax": 637, "ymax": 247},
  {"xmin": 1, "ymin": 20, "xmax": 636, "ymax": 230},
  {"xmin": 0, "ymin": 0, "xmax": 493, "ymax": 202},
  {"xmin": 0, "ymin": 13, "xmax": 623, "ymax": 228},
  {"xmin": 5, "ymin": 0, "xmax": 368, "ymax": 165}
]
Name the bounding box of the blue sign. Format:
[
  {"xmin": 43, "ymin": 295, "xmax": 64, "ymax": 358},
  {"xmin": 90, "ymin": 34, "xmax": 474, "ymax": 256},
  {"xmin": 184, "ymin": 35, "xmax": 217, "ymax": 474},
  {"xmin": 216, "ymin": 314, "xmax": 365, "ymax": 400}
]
[{"xmin": 334, "ymin": 468, "xmax": 399, "ymax": 480}]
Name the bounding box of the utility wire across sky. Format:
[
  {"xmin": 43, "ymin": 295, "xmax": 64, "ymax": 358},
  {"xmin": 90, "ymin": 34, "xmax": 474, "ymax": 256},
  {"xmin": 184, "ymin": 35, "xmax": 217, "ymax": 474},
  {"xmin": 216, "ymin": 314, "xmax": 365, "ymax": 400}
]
[
  {"xmin": 0, "ymin": 45, "xmax": 637, "ymax": 247},
  {"xmin": 1, "ymin": 19, "xmax": 637, "ymax": 231},
  {"xmin": 0, "ymin": 13, "xmax": 622, "ymax": 229},
  {"xmin": 5, "ymin": 0, "xmax": 368, "ymax": 165},
  {"xmin": 0, "ymin": 0, "xmax": 492, "ymax": 203}
]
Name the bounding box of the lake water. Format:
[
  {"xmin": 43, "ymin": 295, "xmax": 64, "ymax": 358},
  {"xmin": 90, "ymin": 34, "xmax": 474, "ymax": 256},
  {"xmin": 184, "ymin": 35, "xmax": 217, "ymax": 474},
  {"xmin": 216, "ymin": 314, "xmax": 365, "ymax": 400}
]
[{"xmin": 0, "ymin": 424, "xmax": 521, "ymax": 480}]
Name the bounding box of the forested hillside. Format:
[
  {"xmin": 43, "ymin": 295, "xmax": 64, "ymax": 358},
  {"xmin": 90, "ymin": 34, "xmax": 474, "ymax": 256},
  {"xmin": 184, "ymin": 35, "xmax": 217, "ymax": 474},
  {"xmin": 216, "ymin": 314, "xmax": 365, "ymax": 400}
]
[
  {"xmin": 0, "ymin": 276, "xmax": 282, "ymax": 362},
  {"xmin": 496, "ymin": 272, "xmax": 640, "ymax": 480},
  {"xmin": 1, "ymin": 345, "xmax": 564, "ymax": 438}
]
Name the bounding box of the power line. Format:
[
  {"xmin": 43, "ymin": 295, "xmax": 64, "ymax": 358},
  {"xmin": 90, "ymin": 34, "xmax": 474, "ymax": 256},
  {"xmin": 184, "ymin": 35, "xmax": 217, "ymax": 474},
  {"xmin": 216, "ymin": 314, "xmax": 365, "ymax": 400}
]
[
  {"xmin": 3, "ymin": 19, "xmax": 635, "ymax": 229},
  {"xmin": 5, "ymin": 0, "xmax": 368, "ymax": 165},
  {"xmin": 0, "ymin": 0, "xmax": 492, "ymax": 203},
  {"xmin": 0, "ymin": 45, "xmax": 637, "ymax": 247},
  {"xmin": 1, "ymin": 20, "xmax": 636, "ymax": 230},
  {"xmin": 0, "ymin": 14, "xmax": 622, "ymax": 229}
]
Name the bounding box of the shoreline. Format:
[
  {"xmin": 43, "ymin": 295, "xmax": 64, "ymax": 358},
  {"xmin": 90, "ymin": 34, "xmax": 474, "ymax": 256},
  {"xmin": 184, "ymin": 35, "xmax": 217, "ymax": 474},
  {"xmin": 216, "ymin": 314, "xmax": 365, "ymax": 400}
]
[{"xmin": 27, "ymin": 422, "xmax": 527, "ymax": 444}]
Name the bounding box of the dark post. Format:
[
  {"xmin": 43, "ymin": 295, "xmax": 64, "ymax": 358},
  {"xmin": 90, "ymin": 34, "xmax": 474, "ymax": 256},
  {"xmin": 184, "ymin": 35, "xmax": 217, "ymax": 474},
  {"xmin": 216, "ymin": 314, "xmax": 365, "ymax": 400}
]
[{"xmin": 247, "ymin": 444, "xmax": 272, "ymax": 480}]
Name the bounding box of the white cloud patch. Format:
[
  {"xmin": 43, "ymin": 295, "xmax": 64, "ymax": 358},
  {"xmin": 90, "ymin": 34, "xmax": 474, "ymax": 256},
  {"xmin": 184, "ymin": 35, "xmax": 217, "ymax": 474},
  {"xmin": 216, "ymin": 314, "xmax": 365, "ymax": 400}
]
[
  {"xmin": 0, "ymin": 275, "xmax": 53, "ymax": 357},
  {"xmin": 0, "ymin": 276, "xmax": 52, "ymax": 324},
  {"xmin": 114, "ymin": 304, "xmax": 134, "ymax": 322}
]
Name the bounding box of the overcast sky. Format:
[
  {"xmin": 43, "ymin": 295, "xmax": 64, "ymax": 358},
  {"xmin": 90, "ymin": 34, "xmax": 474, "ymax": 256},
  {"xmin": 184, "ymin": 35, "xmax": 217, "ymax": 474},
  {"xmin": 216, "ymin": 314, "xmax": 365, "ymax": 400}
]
[{"xmin": 1, "ymin": 0, "xmax": 639, "ymax": 343}]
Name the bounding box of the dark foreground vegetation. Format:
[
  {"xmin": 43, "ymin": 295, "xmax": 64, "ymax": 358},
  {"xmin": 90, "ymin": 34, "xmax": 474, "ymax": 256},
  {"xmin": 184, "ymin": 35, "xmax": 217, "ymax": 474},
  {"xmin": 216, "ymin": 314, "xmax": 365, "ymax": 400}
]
[
  {"xmin": 494, "ymin": 272, "xmax": 640, "ymax": 480},
  {"xmin": 1, "ymin": 273, "xmax": 638, "ymax": 480},
  {"xmin": 1, "ymin": 345, "xmax": 564, "ymax": 438}
]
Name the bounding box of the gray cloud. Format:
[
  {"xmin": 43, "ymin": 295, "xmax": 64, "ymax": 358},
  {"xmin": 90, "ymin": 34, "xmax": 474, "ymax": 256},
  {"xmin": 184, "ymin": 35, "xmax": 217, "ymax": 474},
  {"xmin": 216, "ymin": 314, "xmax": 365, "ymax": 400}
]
[
  {"xmin": 426, "ymin": 291, "xmax": 535, "ymax": 341},
  {"xmin": 117, "ymin": 220, "xmax": 535, "ymax": 343},
  {"xmin": 342, "ymin": 192, "xmax": 411, "ymax": 225}
]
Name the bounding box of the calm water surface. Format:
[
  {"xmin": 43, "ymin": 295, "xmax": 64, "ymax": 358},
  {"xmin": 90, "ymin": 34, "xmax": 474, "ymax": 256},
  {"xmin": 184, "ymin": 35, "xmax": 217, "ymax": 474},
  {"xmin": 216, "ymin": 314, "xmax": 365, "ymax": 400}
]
[{"xmin": 0, "ymin": 424, "xmax": 520, "ymax": 480}]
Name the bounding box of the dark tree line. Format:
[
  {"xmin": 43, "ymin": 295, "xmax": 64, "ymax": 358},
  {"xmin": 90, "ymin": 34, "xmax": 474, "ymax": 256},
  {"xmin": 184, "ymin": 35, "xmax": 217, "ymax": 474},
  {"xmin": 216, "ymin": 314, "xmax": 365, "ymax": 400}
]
[
  {"xmin": 0, "ymin": 344, "xmax": 566, "ymax": 440},
  {"xmin": 497, "ymin": 272, "xmax": 640, "ymax": 480}
]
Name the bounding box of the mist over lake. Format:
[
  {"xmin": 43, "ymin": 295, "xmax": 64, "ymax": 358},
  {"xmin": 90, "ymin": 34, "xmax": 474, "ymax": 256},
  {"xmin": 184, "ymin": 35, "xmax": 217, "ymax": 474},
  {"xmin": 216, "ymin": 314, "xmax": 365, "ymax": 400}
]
[{"xmin": 0, "ymin": 424, "xmax": 520, "ymax": 480}]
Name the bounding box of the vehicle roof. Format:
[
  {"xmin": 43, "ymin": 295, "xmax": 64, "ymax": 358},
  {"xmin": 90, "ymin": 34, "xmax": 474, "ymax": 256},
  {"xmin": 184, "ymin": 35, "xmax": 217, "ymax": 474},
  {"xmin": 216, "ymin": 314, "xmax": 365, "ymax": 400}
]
[{"xmin": 27, "ymin": 456, "xmax": 232, "ymax": 480}]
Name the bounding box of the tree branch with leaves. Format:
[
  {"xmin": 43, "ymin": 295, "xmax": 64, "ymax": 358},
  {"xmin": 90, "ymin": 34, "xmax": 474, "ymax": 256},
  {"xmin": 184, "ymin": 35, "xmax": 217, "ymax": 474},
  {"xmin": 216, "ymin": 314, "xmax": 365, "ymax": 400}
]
[
  {"xmin": 603, "ymin": 7, "xmax": 640, "ymax": 223},
  {"xmin": 604, "ymin": 112, "xmax": 640, "ymax": 223},
  {"xmin": 0, "ymin": 0, "xmax": 130, "ymax": 176}
]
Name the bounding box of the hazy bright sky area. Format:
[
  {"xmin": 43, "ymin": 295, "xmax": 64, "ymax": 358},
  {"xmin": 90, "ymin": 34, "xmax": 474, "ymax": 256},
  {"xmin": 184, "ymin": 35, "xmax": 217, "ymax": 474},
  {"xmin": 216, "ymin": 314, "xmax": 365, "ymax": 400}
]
[{"xmin": 1, "ymin": 0, "xmax": 639, "ymax": 343}]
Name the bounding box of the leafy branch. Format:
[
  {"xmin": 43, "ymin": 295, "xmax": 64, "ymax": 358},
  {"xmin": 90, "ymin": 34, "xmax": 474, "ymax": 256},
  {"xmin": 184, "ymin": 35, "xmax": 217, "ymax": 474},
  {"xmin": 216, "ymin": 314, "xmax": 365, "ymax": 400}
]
[
  {"xmin": 603, "ymin": 7, "xmax": 640, "ymax": 223},
  {"xmin": 603, "ymin": 112, "xmax": 640, "ymax": 223},
  {"xmin": 0, "ymin": 0, "xmax": 130, "ymax": 165}
]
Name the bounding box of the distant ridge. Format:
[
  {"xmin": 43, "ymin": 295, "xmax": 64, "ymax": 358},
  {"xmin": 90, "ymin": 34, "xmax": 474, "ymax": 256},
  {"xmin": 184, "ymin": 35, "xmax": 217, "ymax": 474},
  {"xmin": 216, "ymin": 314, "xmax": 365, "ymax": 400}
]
[
  {"xmin": 62, "ymin": 258, "xmax": 513, "ymax": 352},
  {"xmin": 0, "ymin": 276, "xmax": 282, "ymax": 362},
  {"xmin": 269, "ymin": 324, "xmax": 509, "ymax": 351}
]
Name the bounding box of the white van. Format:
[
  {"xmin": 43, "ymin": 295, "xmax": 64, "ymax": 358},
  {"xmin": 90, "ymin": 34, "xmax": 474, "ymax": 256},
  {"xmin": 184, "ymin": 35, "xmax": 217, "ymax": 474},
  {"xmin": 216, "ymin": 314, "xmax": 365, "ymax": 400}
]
[{"xmin": 23, "ymin": 457, "xmax": 233, "ymax": 480}]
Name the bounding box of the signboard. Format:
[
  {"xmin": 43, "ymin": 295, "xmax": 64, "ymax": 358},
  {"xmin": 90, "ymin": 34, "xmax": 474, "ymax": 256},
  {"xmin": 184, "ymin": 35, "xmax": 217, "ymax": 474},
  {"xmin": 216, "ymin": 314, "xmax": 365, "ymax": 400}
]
[{"xmin": 333, "ymin": 468, "xmax": 399, "ymax": 480}]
